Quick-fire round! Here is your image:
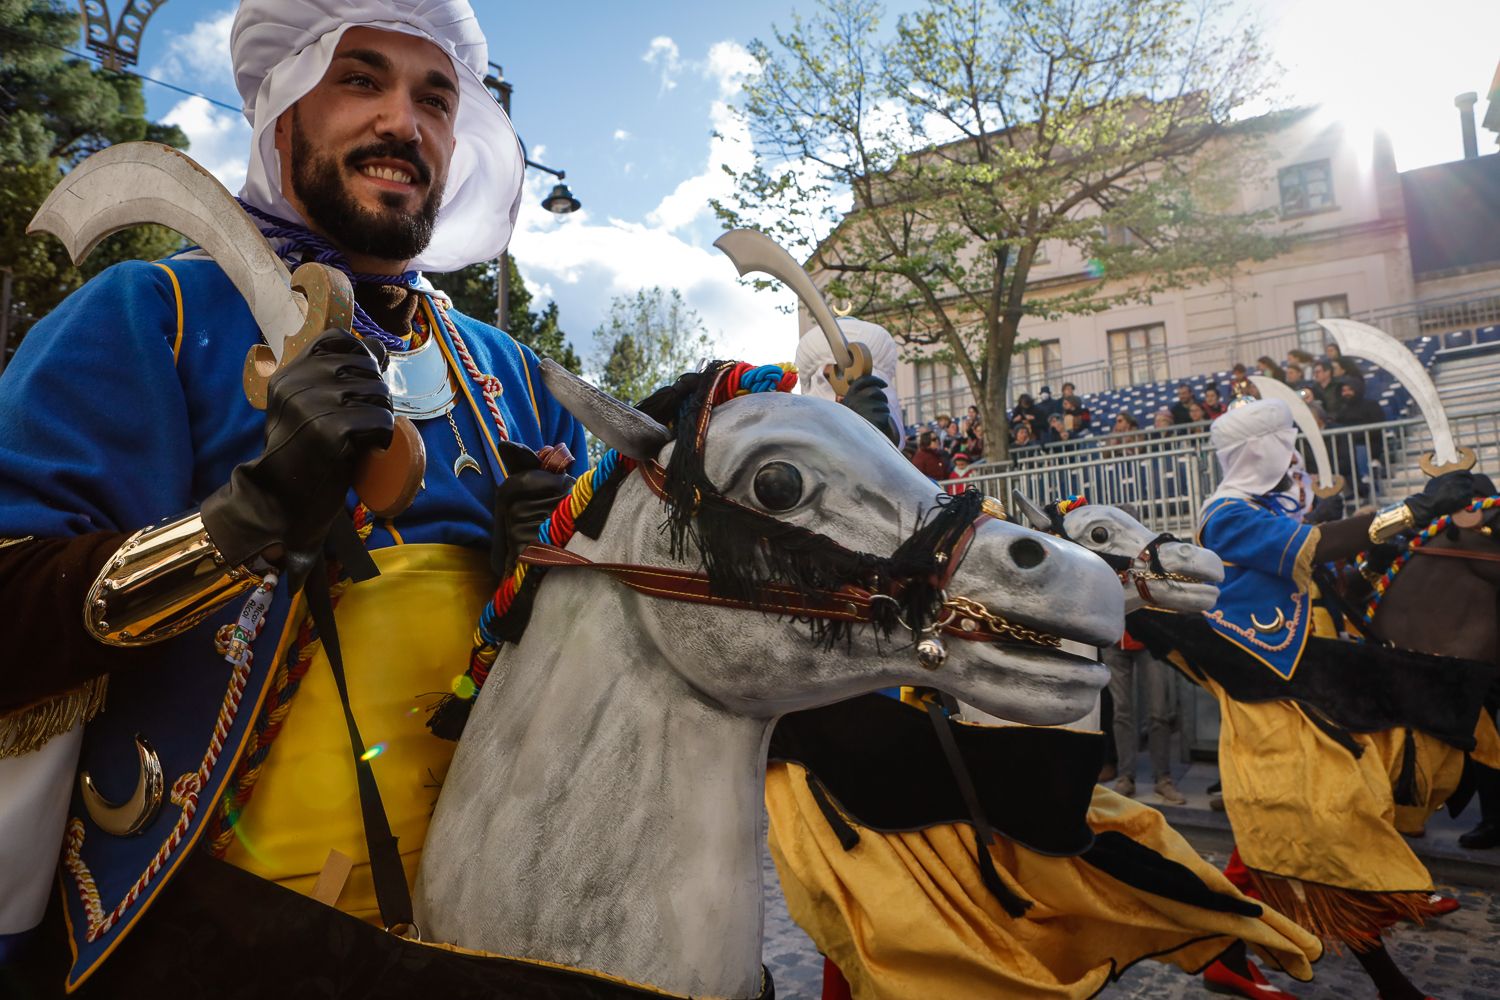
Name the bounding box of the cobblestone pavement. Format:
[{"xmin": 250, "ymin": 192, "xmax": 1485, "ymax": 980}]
[{"xmin": 761, "ymin": 845, "xmax": 1500, "ymax": 999}]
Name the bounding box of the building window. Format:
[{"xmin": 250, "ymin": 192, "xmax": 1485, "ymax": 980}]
[
  {"xmin": 1107, "ymin": 323, "xmax": 1168, "ymax": 388},
  {"xmin": 1011, "ymin": 339, "xmax": 1062, "ymax": 401},
  {"xmin": 912, "ymin": 358, "xmax": 970, "ymax": 424},
  {"xmin": 1279, "ymin": 160, "xmax": 1335, "ymax": 216},
  {"xmin": 1294, "ymin": 294, "xmax": 1349, "ymax": 352},
  {"xmin": 1106, "ymin": 223, "xmax": 1143, "ymax": 248}
]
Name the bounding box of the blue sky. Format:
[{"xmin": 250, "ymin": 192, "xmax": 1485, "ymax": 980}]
[{"xmin": 101, "ymin": 1, "xmax": 1500, "ymax": 365}]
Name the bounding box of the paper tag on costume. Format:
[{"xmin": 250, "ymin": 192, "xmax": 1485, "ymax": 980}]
[{"xmin": 311, "ymin": 848, "xmax": 354, "ymax": 907}]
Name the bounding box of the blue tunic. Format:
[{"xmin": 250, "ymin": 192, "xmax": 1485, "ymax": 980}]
[
  {"xmin": 1195, "ymin": 495, "xmax": 1319, "ymax": 680},
  {"xmin": 0, "ymin": 257, "xmax": 585, "ymax": 987}
]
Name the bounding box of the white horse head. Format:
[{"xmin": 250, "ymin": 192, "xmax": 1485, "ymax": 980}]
[
  {"xmin": 1011, "ymin": 492, "xmax": 1223, "ymax": 613},
  {"xmin": 417, "ymin": 366, "xmax": 1123, "ymax": 997}
]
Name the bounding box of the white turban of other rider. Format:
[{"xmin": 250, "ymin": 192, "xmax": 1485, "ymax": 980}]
[
  {"xmin": 231, "ymin": 0, "xmax": 523, "ymax": 273},
  {"xmin": 1205, "ymin": 398, "xmax": 1299, "ymax": 510},
  {"xmin": 795, "ymin": 318, "xmax": 905, "ymax": 446}
]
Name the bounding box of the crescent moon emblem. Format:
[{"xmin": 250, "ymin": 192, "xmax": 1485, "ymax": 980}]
[
  {"xmin": 453, "ymin": 452, "xmax": 483, "ymax": 478},
  {"xmin": 80, "ymin": 734, "xmax": 164, "ymax": 837},
  {"xmin": 1249, "ymin": 608, "xmax": 1286, "ymax": 634}
]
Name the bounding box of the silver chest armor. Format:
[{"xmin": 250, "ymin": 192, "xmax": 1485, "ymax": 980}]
[{"xmin": 383, "ymin": 333, "xmax": 457, "ymax": 420}]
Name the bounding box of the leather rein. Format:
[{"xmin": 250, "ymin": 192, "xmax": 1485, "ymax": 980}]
[{"xmin": 518, "ymin": 461, "xmax": 1061, "ymax": 651}]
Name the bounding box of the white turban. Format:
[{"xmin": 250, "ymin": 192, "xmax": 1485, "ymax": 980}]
[
  {"xmin": 1205, "ymin": 399, "xmax": 1299, "ymax": 510},
  {"xmin": 795, "ymin": 318, "xmax": 905, "ymax": 446},
  {"xmin": 231, "ymin": 0, "xmax": 523, "ymax": 273}
]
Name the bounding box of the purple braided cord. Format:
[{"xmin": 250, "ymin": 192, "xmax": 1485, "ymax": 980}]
[{"xmin": 236, "ymin": 198, "xmax": 418, "ymax": 350}]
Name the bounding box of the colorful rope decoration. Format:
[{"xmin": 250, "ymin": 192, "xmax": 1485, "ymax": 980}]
[
  {"xmin": 429, "ymin": 361, "xmax": 797, "ymax": 739},
  {"xmin": 1055, "ymin": 494, "xmax": 1089, "ymax": 515},
  {"xmin": 1363, "ymin": 495, "xmax": 1499, "ymax": 621}
]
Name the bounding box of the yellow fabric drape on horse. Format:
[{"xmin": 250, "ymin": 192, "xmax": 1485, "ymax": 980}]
[
  {"xmin": 1472, "ymin": 711, "xmax": 1500, "ymax": 772},
  {"xmin": 224, "ymin": 545, "xmax": 493, "ymax": 923},
  {"xmin": 766, "ymin": 763, "xmax": 1319, "ymax": 1000}
]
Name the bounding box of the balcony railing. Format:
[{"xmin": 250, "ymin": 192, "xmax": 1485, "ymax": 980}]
[
  {"xmin": 944, "ymin": 406, "xmax": 1500, "ymax": 536},
  {"xmin": 905, "ymin": 286, "xmax": 1500, "ymax": 427}
]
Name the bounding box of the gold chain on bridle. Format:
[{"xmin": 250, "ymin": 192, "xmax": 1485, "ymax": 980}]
[{"xmin": 941, "ymin": 594, "xmax": 1062, "ymax": 649}]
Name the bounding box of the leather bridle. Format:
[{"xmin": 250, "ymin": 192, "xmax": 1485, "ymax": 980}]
[{"xmin": 519, "ymin": 460, "xmax": 1061, "ymax": 651}]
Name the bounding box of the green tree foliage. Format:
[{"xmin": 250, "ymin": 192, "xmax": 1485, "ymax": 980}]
[
  {"xmin": 1, "ymin": 0, "xmax": 189, "ymax": 347},
  {"xmin": 594, "ymin": 288, "xmax": 716, "ymax": 404},
  {"xmin": 717, "ymin": 0, "xmax": 1289, "ymax": 454},
  {"xmin": 428, "ymin": 255, "xmax": 581, "ymax": 373}
]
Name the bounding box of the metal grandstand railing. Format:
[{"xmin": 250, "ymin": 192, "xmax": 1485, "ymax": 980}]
[
  {"xmin": 906, "ymin": 286, "xmax": 1500, "ymax": 425},
  {"xmin": 951, "ymin": 406, "xmax": 1500, "ymax": 536}
]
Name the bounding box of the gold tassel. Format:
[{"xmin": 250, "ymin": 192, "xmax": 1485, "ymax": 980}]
[
  {"xmin": 1246, "ymin": 869, "xmax": 1443, "ymax": 953},
  {"xmin": 0, "ymin": 677, "xmax": 109, "ymax": 757}
]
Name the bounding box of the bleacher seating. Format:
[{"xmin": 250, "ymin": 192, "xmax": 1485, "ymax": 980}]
[
  {"xmin": 1064, "ymin": 335, "xmax": 1442, "ymax": 436},
  {"xmin": 1440, "ymin": 325, "xmax": 1500, "ymax": 352}
]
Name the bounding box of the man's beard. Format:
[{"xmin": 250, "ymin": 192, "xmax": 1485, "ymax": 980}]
[{"xmin": 288, "ymin": 109, "xmax": 445, "ymax": 263}]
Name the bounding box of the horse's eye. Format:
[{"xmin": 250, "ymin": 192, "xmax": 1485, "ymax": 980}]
[
  {"xmin": 753, "ymin": 461, "xmax": 803, "ymax": 511},
  {"xmin": 1090, "ymin": 526, "xmax": 1109, "ymax": 544}
]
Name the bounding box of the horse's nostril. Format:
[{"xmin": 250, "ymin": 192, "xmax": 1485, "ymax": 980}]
[{"xmin": 1010, "ymin": 538, "xmax": 1047, "ymax": 569}]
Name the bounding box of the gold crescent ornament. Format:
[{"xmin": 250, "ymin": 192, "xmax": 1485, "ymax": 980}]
[{"xmin": 80, "ymin": 734, "xmax": 164, "ymax": 836}]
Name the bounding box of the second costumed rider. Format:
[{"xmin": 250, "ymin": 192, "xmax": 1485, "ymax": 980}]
[{"xmin": 1129, "ymin": 398, "xmax": 1499, "ymax": 1000}]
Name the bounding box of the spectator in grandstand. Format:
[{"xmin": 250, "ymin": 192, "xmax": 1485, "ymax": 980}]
[
  {"xmin": 1324, "ymin": 341, "xmax": 1343, "ymax": 361},
  {"xmin": 953, "ymin": 415, "xmax": 985, "ymax": 461},
  {"xmin": 1152, "ymin": 408, "xmax": 1175, "ymax": 431},
  {"xmin": 1287, "ymin": 348, "xmax": 1316, "ymax": 369},
  {"xmin": 911, "ymin": 430, "xmax": 952, "ymax": 481},
  {"xmin": 1332, "ymin": 377, "xmax": 1383, "ymax": 427},
  {"xmin": 1105, "ymin": 413, "xmax": 1143, "ymax": 453},
  {"xmin": 1059, "ymin": 393, "xmax": 1092, "ymax": 432},
  {"xmin": 934, "ymin": 414, "xmax": 959, "ymax": 450},
  {"xmin": 1187, "ymin": 401, "xmax": 1209, "ymax": 424},
  {"xmin": 1010, "ymin": 393, "xmax": 1040, "ymax": 432},
  {"xmin": 1332, "ymin": 355, "xmax": 1366, "ymax": 394},
  {"xmin": 1330, "ymin": 377, "xmax": 1387, "ymax": 493},
  {"xmin": 1311, "ymin": 360, "xmax": 1338, "ymax": 411},
  {"xmin": 1284, "ymin": 361, "xmax": 1318, "ymax": 396},
  {"xmin": 1256, "ymin": 355, "xmax": 1288, "ymax": 383},
  {"xmin": 1011, "ymin": 421, "xmax": 1039, "ymax": 453},
  {"xmin": 1034, "ymin": 385, "xmax": 1059, "ymax": 420},
  {"xmin": 1042, "ymin": 413, "xmax": 1075, "ymax": 446},
  {"xmin": 945, "ymin": 453, "xmax": 975, "ymax": 495},
  {"xmin": 1170, "ymin": 382, "xmax": 1200, "ymax": 424},
  {"xmin": 1201, "ymin": 385, "xmax": 1227, "ymax": 420}
]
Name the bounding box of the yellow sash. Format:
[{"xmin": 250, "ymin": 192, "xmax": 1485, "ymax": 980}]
[{"xmin": 223, "ymin": 544, "xmax": 494, "ymax": 922}]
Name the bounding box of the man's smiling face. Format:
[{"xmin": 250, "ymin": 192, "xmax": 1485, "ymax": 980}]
[{"xmin": 274, "ymin": 26, "xmax": 459, "ymax": 268}]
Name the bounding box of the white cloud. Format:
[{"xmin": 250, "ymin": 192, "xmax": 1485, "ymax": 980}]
[
  {"xmin": 153, "ymin": 8, "xmax": 236, "ymax": 85},
  {"xmin": 613, "ymin": 128, "xmax": 632, "ymax": 141},
  {"xmin": 508, "ymin": 168, "xmax": 797, "ymax": 369},
  {"xmin": 646, "ymin": 40, "xmax": 759, "ymax": 233},
  {"xmin": 642, "ymin": 36, "xmax": 682, "ymax": 93},
  {"xmin": 162, "ymin": 97, "xmax": 253, "ymax": 194}
]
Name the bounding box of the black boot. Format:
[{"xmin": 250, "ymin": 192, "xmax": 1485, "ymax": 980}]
[{"xmin": 1459, "ymin": 820, "xmax": 1500, "ymax": 850}]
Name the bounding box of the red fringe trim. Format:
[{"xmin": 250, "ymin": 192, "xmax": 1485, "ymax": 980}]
[{"xmin": 1245, "ymin": 870, "xmax": 1443, "ymax": 953}]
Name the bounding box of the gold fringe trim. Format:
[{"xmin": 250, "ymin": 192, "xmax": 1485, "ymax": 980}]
[
  {"xmin": 0, "ymin": 676, "xmax": 109, "ymax": 757},
  {"xmin": 1246, "ymin": 869, "xmax": 1442, "ymax": 954}
]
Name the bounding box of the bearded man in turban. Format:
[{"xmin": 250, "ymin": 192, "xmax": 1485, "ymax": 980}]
[{"xmin": 0, "ymin": 2, "xmax": 587, "ymax": 993}]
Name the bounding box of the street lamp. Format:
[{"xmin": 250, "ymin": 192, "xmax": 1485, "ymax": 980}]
[{"xmin": 483, "ymin": 63, "xmax": 582, "ymax": 330}]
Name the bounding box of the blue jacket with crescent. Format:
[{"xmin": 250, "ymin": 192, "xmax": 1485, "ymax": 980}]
[
  {"xmin": 1195, "ymin": 495, "xmax": 1319, "ymax": 680},
  {"xmin": 0, "ymin": 257, "xmax": 585, "ymax": 988}
]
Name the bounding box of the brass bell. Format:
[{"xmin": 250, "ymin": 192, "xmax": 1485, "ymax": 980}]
[{"xmin": 916, "ymin": 636, "xmax": 947, "ymax": 671}]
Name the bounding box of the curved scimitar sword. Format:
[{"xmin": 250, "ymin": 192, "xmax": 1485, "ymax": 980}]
[
  {"xmin": 28, "ymin": 141, "xmax": 424, "ymax": 516},
  {"xmin": 1249, "ymin": 376, "xmax": 1345, "ymax": 498},
  {"xmin": 713, "ymin": 228, "xmax": 873, "ymax": 395},
  {"xmin": 1317, "ymin": 317, "xmax": 1475, "ymax": 476}
]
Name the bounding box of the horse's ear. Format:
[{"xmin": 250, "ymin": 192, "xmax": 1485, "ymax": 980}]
[
  {"xmin": 540, "ymin": 359, "xmax": 672, "ymax": 462},
  {"xmin": 1011, "ymin": 491, "xmax": 1051, "ymax": 531}
]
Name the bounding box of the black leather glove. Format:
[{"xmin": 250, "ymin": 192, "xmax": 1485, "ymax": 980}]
[
  {"xmin": 490, "ymin": 469, "xmax": 575, "ymax": 578},
  {"xmin": 203, "ymin": 330, "xmax": 394, "ymax": 568},
  {"xmin": 1404, "ymin": 470, "xmax": 1477, "ymax": 527},
  {"xmin": 841, "ymin": 375, "xmax": 899, "ymax": 444}
]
